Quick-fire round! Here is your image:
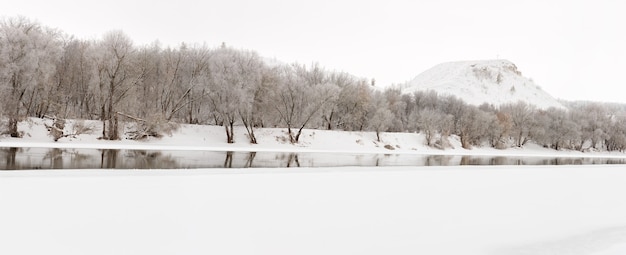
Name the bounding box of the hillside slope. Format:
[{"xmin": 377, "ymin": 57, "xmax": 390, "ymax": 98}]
[{"xmin": 403, "ymin": 60, "xmax": 565, "ymax": 109}]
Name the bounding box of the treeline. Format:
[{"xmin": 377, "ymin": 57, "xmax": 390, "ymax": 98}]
[{"xmin": 2, "ymin": 17, "xmax": 626, "ymax": 152}]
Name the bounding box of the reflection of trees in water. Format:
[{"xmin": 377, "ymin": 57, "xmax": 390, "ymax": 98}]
[
  {"xmin": 425, "ymin": 155, "xmax": 454, "ymax": 166},
  {"xmin": 67, "ymin": 149, "xmax": 94, "ymax": 168},
  {"xmin": 43, "ymin": 148, "xmax": 64, "ymax": 169},
  {"xmin": 461, "ymin": 156, "xmax": 482, "ymax": 165},
  {"xmin": 3, "ymin": 148, "xmax": 626, "ymax": 170},
  {"xmin": 1, "ymin": 147, "xmax": 20, "ymax": 170},
  {"xmin": 286, "ymin": 153, "xmax": 300, "ymax": 167},
  {"xmin": 224, "ymin": 151, "xmax": 233, "ymax": 168},
  {"xmin": 97, "ymin": 150, "xmax": 182, "ymax": 169},
  {"xmin": 273, "ymin": 153, "xmax": 299, "ymax": 167},
  {"xmin": 244, "ymin": 152, "xmax": 256, "ymax": 168},
  {"xmin": 489, "ymin": 157, "xmax": 509, "ymax": 165},
  {"xmin": 605, "ymin": 158, "xmax": 626, "ymax": 164},
  {"xmin": 100, "ymin": 149, "xmax": 119, "ymax": 169},
  {"xmin": 275, "ymin": 153, "xmax": 300, "ymax": 167},
  {"xmin": 125, "ymin": 150, "xmax": 179, "ymax": 169}
]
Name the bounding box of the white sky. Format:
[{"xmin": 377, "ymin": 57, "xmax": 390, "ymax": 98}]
[{"xmin": 3, "ymin": 0, "xmax": 625, "ymax": 103}]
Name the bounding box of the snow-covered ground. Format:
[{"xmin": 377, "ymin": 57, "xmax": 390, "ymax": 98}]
[
  {"xmin": 3, "ymin": 118, "xmax": 626, "ymax": 255},
  {"xmin": 2, "ymin": 117, "xmax": 626, "ymax": 159},
  {"xmin": 2, "ymin": 165, "xmax": 626, "ymax": 255}
]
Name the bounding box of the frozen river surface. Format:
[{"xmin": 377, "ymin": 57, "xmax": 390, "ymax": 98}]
[{"xmin": 2, "ymin": 165, "xmax": 626, "ymax": 255}]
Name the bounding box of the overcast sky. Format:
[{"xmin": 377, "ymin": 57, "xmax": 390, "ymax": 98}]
[{"xmin": 3, "ymin": 0, "xmax": 625, "ymax": 103}]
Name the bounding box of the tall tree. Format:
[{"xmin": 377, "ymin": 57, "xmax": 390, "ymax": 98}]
[
  {"xmin": 272, "ymin": 64, "xmax": 338, "ymax": 143},
  {"xmin": 0, "ymin": 17, "xmax": 61, "ymax": 136},
  {"xmin": 207, "ymin": 46, "xmax": 263, "ymax": 143},
  {"xmin": 92, "ymin": 31, "xmax": 137, "ymax": 140},
  {"xmin": 367, "ymin": 92, "xmax": 394, "ymax": 142},
  {"xmin": 500, "ymin": 101, "xmax": 537, "ymax": 147},
  {"xmin": 52, "ymin": 38, "xmax": 96, "ymax": 119}
]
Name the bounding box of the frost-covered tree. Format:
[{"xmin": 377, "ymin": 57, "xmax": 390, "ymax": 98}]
[
  {"xmin": 499, "ymin": 101, "xmax": 537, "ymax": 147},
  {"xmin": 319, "ymin": 71, "xmax": 355, "ymax": 130},
  {"xmin": 538, "ymin": 108, "xmax": 580, "ymax": 150},
  {"xmin": 179, "ymin": 44, "xmax": 211, "ymax": 124},
  {"xmin": 457, "ymin": 106, "xmax": 493, "ymax": 149},
  {"xmin": 0, "ymin": 17, "xmax": 61, "ymax": 136},
  {"xmin": 573, "ymin": 103, "xmax": 609, "ymax": 150},
  {"xmin": 272, "ymin": 64, "xmax": 338, "ymax": 143},
  {"xmin": 205, "ymin": 46, "xmax": 265, "ymax": 143},
  {"xmin": 409, "ymin": 108, "xmax": 443, "ymax": 146},
  {"xmin": 413, "ymin": 90, "xmax": 440, "ymax": 110},
  {"xmin": 606, "ymin": 116, "xmax": 626, "ymax": 152},
  {"xmin": 366, "ymin": 92, "xmax": 394, "ymax": 142},
  {"xmin": 207, "ymin": 47, "xmax": 243, "ymax": 143},
  {"xmin": 383, "ymin": 88, "xmax": 409, "ymax": 132},
  {"xmin": 335, "ymin": 80, "xmax": 372, "ymax": 131},
  {"xmin": 53, "ymin": 38, "xmax": 96, "ymax": 119},
  {"xmin": 91, "ymin": 31, "xmax": 137, "ymax": 140},
  {"xmin": 232, "ymin": 49, "xmax": 264, "ymax": 144}
]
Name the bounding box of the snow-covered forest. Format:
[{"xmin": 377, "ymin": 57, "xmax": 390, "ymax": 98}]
[{"xmin": 2, "ymin": 17, "xmax": 626, "ymax": 152}]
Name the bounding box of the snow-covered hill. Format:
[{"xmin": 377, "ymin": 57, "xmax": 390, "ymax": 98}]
[{"xmin": 403, "ymin": 60, "xmax": 565, "ymax": 109}]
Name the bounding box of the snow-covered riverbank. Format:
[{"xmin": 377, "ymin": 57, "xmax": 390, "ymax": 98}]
[{"xmin": 2, "ymin": 118, "xmax": 626, "ymax": 159}]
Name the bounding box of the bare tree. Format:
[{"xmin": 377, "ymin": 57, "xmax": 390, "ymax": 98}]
[
  {"xmin": 332, "ymin": 79, "xmax": 372, "ymax": 131},
  {"xmin": 540, "ymin": 108, "xmax": 580, "ymax": 150},
  {"xmin": 571, "ymin": 103, "xmax": 609, "ymax": 150},
  {"xmin": 52, "ymin": 38, "xmax": 96, "ymax": 119},
  {"xmin": 409, "ymin": 108, "xmax": 442, "ymax": 146},
  {"xmin": 272, "ymin": 64, "xmax": 338, "ymax": 143},
  {"xmin": 206, "ymin": 46, "xmax": 263, "ymax": 143},
  {"xmin": 383, "ymin": 88, "xmax": 409, "ymax": 132},
  {"xmin": 92, "ymin": 31, "xmax": 137, "ymax": 140},
  {"xmin": 0, "ymin": 17, "xmax": 61, "ymax": 136},
  {"xmin": 367, "ymin": 96, "xmax": 394, "ymax": 142},
  {"xmin": 174, "ymin": 44, "xmax": 211, "ymax": 124},
  {"xmin": 500, "ymin": 101, "xmax": 537, "ymax": 147}
]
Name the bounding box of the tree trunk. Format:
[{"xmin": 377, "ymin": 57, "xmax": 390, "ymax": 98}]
[
  {"xmin": 8, "ymin": 117, "xmax": 19, "ymax": 138},
  {"xmin": 246, "ymin": 127, "xmax": 257, "ymax": 144},
  {"xmin": 287, "ymin": 126, "xmax": 296, "ymax": 143},
  {"xmin": 113, "ymin": 114, "xmax": 119, "ymax": 140},
  {"xmin": 326, "ymin": 111, "xmax": 334, "ymax": 130},
  {"xmin": 460, "ymin": 131, "xmax": 471, "ymax": 149},
  {"xmin": 102, "ymin": 120, "xmax": 106, "ymax": 139},
  {"xmin": 240, "ymin": 113, "xmax": 257, "ymax": 144},
  {"xmin": 295, "ymin": 125, "xmax": 306, "ymax": 143},
  {"xmin": 108, "ymin": 115, "xmax": 117, "ymax": 140},
  {"xmin": 224, "ymin": 120, "xmax": 234, "ymax": 144}
]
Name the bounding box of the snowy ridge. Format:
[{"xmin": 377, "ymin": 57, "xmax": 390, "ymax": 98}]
[{"xmin": 403, "ymin": 60, "xmax": 565, "ymax": 109}]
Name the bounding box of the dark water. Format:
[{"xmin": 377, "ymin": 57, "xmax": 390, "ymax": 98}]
[{"xmin": 0, "ymin": 147, "xmax": 625, "ymax": 170}]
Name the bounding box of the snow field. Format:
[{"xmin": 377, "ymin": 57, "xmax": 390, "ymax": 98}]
[{"xmin": 2, "ymin": 165, "xmax": 626, "ymax": 255}]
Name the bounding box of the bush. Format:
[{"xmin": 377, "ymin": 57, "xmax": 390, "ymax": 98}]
[
  {"xmin": 71, "ymin": 120, "xmax": 95, "ymax": 136},
  {"xmin": 45, "ymin": 118, "xmax": 66, "ymax": 141},
  {"xmin": 126, "ymin": 115, "xmax": 179, "ymax": 140}
]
